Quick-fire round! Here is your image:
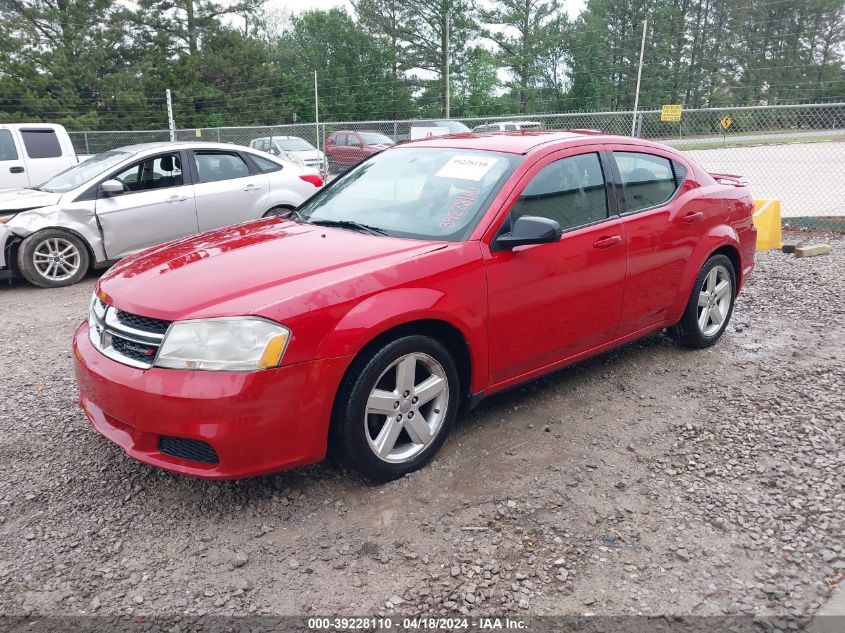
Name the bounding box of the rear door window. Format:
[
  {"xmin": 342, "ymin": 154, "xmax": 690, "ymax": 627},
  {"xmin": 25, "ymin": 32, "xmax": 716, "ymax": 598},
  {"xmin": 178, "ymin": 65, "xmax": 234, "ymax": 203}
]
[
  {"xmin": 194, "ymin": 151, "xmax": 250, "ymax": 183},
  {"xmin": 614, "ymin": 152, "xmax": 679, "ymax": 212},
  {"xmin": 0, "ymin": 130, "xmax": 18, "ymax": 161},
  {"xmin": 21, "ymin": 129, "xmax": 62, "ymax": 158}
]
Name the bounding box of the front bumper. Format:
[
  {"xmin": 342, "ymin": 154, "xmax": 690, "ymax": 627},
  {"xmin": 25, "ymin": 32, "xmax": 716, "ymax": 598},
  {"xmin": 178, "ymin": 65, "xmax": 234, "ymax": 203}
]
[
  {"xmin": 73, "ymin": 322, "xmax": 350, "ymax": 479},
  {"xmin": 0, "ymin": 224, "xmax": 11, "ymax": 269}
]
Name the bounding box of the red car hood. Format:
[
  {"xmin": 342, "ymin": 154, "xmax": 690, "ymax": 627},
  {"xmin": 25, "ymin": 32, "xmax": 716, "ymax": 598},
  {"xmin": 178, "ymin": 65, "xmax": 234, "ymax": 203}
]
[{"xmin": 98, "ymin": 219, "xmax": 447, "ymax": 320}]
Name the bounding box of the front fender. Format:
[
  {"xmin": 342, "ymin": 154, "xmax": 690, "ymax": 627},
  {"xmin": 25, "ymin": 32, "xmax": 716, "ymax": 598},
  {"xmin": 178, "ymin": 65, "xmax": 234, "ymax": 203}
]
[
  {"xmin": 667, "ymin": 224, "xmax": 741, "ymax": 323},
  {"xmin": 6, "ymin": 206, "xmax": 105, "ymax": 262},
  {"xmin": 315, "ymin": 286, "xmax": 488, "ymax": 395}
]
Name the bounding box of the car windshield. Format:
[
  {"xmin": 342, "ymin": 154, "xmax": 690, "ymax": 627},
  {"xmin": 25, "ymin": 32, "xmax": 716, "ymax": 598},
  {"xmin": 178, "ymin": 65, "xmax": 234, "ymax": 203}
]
[
  {"xmin": 37, "ymin": 151, "xmax": 131, "ymax": 193},
  {"xmin": 297, "ymin": 147, "xmax": 521, "ymax": 241},
  {"xmin": 276, "ymin": 137, "xmax": 315, "ymax": 151},
  {"xmin": 360, "ymin": 133, "xmax": 394, "ymax": 145}
]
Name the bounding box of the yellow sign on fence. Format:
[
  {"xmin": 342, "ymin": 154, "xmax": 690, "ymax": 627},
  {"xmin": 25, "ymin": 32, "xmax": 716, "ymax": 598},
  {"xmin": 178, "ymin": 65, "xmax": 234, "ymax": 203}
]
[
  {"xmin": 720, "ymin": 115, "xmax": 733, "ymax": 129},
  {"xmin": 661, "ymin": 104, "xmax": 683, "ymax": 122}
]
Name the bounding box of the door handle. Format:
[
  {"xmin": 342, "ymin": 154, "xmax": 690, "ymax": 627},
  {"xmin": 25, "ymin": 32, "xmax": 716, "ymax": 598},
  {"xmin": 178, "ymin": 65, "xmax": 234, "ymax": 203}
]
[
  {"xmin": 9, "ymin": 166, "xmax": 24, "ymax": 174},
  {"xmin": 243, "ymin": 184, "xmax": 262, "ymax": 192},
  {"xmin": 682, "ymin": 211, "xmax": 704, "ymax": 224},
  {"xmin": 593, "ymin": 235, "xmax": 623, "ymax": 249},
  {"xmin": 166, "ymin": 195, "xmax": 187, "ymax": 203}
]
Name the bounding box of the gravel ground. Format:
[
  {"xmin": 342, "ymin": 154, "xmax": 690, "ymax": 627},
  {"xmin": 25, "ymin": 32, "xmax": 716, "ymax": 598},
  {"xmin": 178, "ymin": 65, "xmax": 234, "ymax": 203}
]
[{"xmin": 0, "ymin": 236, "xmax": 842, "ymax": 621}]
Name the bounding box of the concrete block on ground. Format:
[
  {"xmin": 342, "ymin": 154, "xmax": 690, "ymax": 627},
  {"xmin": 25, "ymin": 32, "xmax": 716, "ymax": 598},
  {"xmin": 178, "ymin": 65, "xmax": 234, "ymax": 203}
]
[
  {"xmin": 795, "ymin": 243, "xmax": 833, "ymax": 258},
  {"xmin": 781, "ymin": 239, "xmax": 803, "ymax": 254}
]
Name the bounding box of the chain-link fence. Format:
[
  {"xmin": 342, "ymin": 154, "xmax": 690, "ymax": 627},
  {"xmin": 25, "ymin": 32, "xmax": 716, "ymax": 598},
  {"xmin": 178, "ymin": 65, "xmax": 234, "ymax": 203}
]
[{"xmin": 68, "ymin": 103, "xmax": 845, "ymax": 229}]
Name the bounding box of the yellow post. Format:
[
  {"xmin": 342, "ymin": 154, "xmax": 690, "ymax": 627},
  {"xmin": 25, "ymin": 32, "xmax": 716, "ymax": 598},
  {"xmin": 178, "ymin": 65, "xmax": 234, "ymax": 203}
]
[{"xmin": 753, "ymin": 199, "xmax": 783, "ymax": 251}]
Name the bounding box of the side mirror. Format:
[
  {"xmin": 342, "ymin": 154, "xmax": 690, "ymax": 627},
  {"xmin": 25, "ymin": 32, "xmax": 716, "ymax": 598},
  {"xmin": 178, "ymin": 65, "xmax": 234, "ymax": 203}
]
[
  {"xmin": 495, "ymin": 215, "xmax": 562, "ymax": 250},
  {"xmin": 100, "ymin": 180, "xmax": 124, "ymax": 196}
]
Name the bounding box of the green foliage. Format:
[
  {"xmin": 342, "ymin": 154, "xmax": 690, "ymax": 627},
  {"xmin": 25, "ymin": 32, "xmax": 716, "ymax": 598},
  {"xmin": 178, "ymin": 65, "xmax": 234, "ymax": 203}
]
[{"xmin": 0, "ymin": 0, "xmax": 843, "ymax": 130}]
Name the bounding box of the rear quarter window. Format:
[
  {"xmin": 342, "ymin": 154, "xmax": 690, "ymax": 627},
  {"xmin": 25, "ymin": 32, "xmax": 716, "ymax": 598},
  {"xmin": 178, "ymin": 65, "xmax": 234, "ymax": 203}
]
[
  {"xmin": 250, "ymin": 154, "xmax": 282, "ymax": 173},
  {"xmin": 0, "ymin": 130, "xmax": 18, "ymax": 161},
  {"xmin": 21, "ymin": 129, "xmax": 62, "ymax": 159}
]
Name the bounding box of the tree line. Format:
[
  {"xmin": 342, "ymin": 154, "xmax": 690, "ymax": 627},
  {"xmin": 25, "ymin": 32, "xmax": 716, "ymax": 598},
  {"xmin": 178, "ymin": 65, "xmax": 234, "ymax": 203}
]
[{"xmin": 1, "ymin": 0, "xmax": 843, "ymax": 130}]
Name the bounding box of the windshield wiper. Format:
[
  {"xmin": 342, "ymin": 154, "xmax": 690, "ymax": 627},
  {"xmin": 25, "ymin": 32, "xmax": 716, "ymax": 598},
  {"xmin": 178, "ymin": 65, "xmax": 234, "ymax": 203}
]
[
  {"xmin": 308, "ymin": 219, "xmax": 389, "ymax": 236},
  {"xmin": 286, "ymin": 209, "xmax": 306, "ymax": 222}
]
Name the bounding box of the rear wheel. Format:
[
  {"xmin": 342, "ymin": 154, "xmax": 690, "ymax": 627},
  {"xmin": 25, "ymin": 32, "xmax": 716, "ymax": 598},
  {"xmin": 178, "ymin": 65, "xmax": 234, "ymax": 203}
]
[
  {"xmin": 17, "ymin": 229, "xmax": 90, "ymax": 288},
  {"xmin": 332, "ymin": 335, "xmax": 459, "ymax": 482},
  {"xmin": 669, "ymin": 254, "xmax": 736, "ymax": 348},
  {"xmin": 262, "ymin": 206, "xmax": 293, "ymax": 218}
]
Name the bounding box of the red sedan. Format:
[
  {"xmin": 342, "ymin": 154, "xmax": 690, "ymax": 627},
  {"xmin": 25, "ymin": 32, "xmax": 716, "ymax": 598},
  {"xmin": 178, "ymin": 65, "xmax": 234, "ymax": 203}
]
[
  {"xmin": 74, "ymin": 131, "xmax": 756, "ymax": 481},
  {"xmin": 324, "ymin": 130, "xmax": 395, "ymax": 171}
]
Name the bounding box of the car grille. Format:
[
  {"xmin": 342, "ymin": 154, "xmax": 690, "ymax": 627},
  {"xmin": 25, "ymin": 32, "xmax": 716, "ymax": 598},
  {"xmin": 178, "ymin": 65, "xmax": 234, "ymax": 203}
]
[
  {"xmin": 88, "ymin": 298, "xmax": 171, "ymax": 369},
  {"xmin": 158, "ymin": 436, "xmax": 220, "ymax": 464},
  {"xmin": 110, "ymin": 335, "xmax": 158, "ymax": 364},
  {"xmin": 114, "ymin": 310, "xmax": 170, "ymax": 335}
]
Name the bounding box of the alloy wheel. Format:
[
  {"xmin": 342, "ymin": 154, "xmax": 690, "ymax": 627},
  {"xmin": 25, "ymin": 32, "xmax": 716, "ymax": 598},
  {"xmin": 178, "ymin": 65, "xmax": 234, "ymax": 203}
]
[
  {"xmin": 696, "ymin": 264, "xmax": 732, "ymax": 337},
  {"xmin": 33, "ymin": 237, "xmax": 82, "ymax": 282},
  {"xmin": 364, "ymin": 352, "xmax": 450, "ymax": 464}
]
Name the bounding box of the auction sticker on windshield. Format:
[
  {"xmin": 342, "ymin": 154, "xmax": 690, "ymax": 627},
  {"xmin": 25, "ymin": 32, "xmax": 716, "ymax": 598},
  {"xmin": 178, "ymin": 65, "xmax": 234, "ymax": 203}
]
[{"xmin": 435, "ymin": 155, "xmax": 499, "ymax": 181}]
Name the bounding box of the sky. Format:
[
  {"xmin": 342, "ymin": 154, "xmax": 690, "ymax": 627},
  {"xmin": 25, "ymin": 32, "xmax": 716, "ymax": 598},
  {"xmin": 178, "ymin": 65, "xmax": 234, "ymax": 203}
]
[{"xmin": 267, "ymin": 0, "xmax": 586, "ymax": 20}]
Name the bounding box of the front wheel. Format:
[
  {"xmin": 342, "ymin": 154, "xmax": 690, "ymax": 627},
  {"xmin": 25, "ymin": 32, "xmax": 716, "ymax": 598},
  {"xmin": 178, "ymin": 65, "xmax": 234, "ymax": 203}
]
[
  {"xmin": 669, "ymin": 254, "xmax": 736, "ymax": 348},
  {"xmin": 332, "ymin": 335, "xmax": 460, "ymax": 482},
  {"xmin": 17, "ymin": 229, "xmax": 90, "ymax": 288}
]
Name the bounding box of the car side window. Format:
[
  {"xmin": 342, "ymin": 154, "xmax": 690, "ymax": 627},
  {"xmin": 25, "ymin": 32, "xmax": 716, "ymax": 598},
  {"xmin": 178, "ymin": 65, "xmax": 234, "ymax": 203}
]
[
  {"xmin": 194, "ymin": 151, "xmax": 250, "ymax": 183},
  {"xmin": 511, "ymin": 152, "xmax": 608, "ymax": 231},
  {"xmin": 332, "ymin": 134, "xmax": 346, "ymax": 147},
  {"xmin": 113, "ymin": 153, "xmax": 183, "ymax": 193},
  {"xmin": 251, "ymin": 155, "xmax": 282, "ymax": 173},
  {"xmin": 347, "ymin": 135, "xmax": 362, "ymax": 147},
  {"xmin": 614, "ymin": 151, "xmax": 678, "ymax": 212},
  {"xmin": 20, "ymin": 129, "xmax": 62, "ymax": 158},
  {"xmin": 0, "ymin": 130, "xmax": 18, "ymax": 161},
  {"xmin": 504, "ymin": 124, "xmax": 517, "ymax": 131}
]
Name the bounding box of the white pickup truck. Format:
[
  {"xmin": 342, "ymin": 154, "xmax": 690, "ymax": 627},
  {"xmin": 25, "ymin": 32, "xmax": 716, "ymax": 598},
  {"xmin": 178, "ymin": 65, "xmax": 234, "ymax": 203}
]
[{"xmin": 0, "ymin": 124, "xmax": 79, "ymax": 189}]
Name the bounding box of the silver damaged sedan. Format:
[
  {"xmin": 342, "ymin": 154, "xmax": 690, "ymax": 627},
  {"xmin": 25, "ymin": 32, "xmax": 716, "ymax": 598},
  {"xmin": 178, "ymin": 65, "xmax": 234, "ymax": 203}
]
[{"xmin": 0, "ymin": 142, "xmax": 323, "ymax": 287}]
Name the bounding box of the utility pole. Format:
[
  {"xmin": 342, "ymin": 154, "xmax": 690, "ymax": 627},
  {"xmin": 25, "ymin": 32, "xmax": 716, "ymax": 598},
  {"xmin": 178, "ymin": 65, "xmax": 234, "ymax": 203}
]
[
  {"xmin": 314, "ymin": 71, "xmax": 320, "ymax": 153},
  {"xmin": 631, "ymin": 19, "xmax": 647, "ymax": 137},
  {"xmin": 166, "ymin": 89, "xmax": 176, "ymax": 141},
  {"xmin": 445, "ymin": 11, "xmax": 450, "ymax": 119}
]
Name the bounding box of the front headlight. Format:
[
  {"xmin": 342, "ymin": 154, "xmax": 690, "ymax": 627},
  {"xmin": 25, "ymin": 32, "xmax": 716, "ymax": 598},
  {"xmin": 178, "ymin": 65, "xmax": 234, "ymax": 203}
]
[{"xmin": 155, "ymin": 317, "xmax": 290, "ymax": 371}]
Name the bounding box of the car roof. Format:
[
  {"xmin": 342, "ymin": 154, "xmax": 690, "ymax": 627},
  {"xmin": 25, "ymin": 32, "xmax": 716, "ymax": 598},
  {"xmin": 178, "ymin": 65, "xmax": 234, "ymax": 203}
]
[
  {"xmin": 398, "ymin": 130, "xmax": 668, "ymax": 155},
  {"xmin": 330, "ymin": 130, "xmax": 387, "ymax": 134},
  {"xmin": 110, "ymin": 141, "xmax": 263, "ymax": 155}
]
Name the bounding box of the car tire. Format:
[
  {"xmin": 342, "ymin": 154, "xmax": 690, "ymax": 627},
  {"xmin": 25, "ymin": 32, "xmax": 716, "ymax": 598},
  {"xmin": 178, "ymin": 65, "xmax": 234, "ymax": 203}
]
[
  {"xmin": 331, "ymin": 335, "xmax": 460, "ymax": 482},
  {"xmin": 263, "ymin": 206, "xmax": 293, "ymax": 218},
  {"xmin": 17, "ymin": 229, "xmax": 90, "ymax": 288},
  {"xmin": 669, "ymin": 253, "xmax": 736, "ymax": 349}
]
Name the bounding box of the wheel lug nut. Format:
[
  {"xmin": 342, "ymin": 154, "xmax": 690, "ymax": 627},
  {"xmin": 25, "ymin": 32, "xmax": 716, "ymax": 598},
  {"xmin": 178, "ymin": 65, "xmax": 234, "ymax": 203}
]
[
  {"xmin": 394, "ymin": 401, "xmax": 399, "ymax": 409},
  {"xmin": 434, "ymin": 409, "xmax": 440, "ymax": 414},
  {"xmin": 412, "ymin": 397, "xmax": 418, "ymax": 404},
  {"xmin": 397, "ymin": 414, "xmax": 402, "ymax": 421},
  {"xmin": 408, "ymin": 411, "xmax": 414, "ymax": 418},
  {"xmin": 403, "ymin": 390, "xmax": 410, "ymax": 397}
]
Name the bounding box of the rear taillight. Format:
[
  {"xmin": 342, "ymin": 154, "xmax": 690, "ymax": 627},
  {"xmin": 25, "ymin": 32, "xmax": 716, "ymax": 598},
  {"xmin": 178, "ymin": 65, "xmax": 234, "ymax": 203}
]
[{"xmin": 299, "ymin": 174, "xmax": 323, "ymax": 188}]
